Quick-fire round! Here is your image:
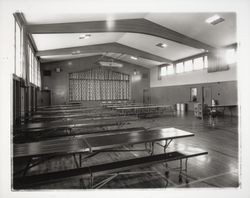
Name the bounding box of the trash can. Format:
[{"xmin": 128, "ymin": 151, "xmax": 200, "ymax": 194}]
[
  {"xmin": 211, "ymin": 99, "xmax": 218, "ymax": 106},
  {"xmin": 180, "ymin": 103, "xmax": 188, "ymax": 112},
  {"xmin": 176, "ymin": 103, "xmax": 181, "ymax": 111}
]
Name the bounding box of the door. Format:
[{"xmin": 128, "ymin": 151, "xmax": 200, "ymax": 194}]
[
  {"xmin": 40, "ymin": 90, "xmax": 51, "ymax": 106},
  {"xmin": 143, "ymin": 89, "xmax": 151, "ymax": 104},
  {"xmin": 202, "ymin": 86, "xmax": 212, "ymax": 106}
]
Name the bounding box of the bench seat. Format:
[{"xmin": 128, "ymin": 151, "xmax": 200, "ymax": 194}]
[{"xmin": 14, "ymin": 149, "xmax": 208, "ymax": 189}]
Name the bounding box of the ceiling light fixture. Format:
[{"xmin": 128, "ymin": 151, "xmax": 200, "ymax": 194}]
[
  {"xmin": 79, "ymin": 34, "xmax": 91, "ymax": 39},
  {"xmin": 156, "ymin": 43, "xmax": 168, "ymax": 48},
  {"xmin": 130, "ymin": 56, "xmax": 138, "ymax": 60},
  {"xmin": 97, "ymin": 53, "xmax": 123, "ymax": 68},
  {"xmin": 205, "ymin": 14, "xmax": 225, "ymax": 25},
  {"xmin": 133, "ymin": 69, "xmax": 138, "ymax": 75},
  {"xmin": 99, "ymin": 61, "xmax": 123, "ymax": 68},
  {"xmin": 72, "ymin": 50, "xmax": 81, "ymax": 55}
]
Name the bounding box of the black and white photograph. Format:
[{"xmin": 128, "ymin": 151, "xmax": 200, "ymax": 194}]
[{"xmin": 1, "ymin": 0, "xmax": 250, "ymax": 198}]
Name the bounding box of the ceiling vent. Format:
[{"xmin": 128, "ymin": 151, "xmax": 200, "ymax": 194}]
[{"xmin": 206, "ymin": 15, "xmax": 225, "ymax": 25}]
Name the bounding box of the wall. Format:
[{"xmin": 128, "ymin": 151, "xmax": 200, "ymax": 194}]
[
  {"xmin": 41, "ymin": 55, "xmax": 150, "ymax": 105},
  {"xmin": 150, "ymin": 80, "xmax": 237, "ymax": 109},
  {"xmin": 150, "ymin": 64, "xmax": 237, "ymax": 88},
  {"xmin": 149, "ymin": 64, "xmax": 238, "ymax": 115}
]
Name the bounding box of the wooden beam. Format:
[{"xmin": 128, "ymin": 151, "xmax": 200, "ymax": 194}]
[
  {"xmin": 26, "ymin": 18, "xmax": 213, "ymax": 51},
  {"xmin": 13, "ymin": 12, "xmax": 26, "ymax": 26},
  {"xmin": 28, "ymin": 34, "xmax": 38, "ymax": 52},
  {"xmin": 36, "ymin": 42, "xmax": 172, "ymax": 63}
]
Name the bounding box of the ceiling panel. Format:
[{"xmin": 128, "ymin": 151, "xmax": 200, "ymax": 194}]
[
  {"xmin": 28, "ymin": 12, "xmax": 236, "ymax": 66},
  {"xmin": 145, "ymin": 12, "xmax": 236, "ymax": 47},
  {"xmin": 117, "ymin": 33, "xmax": 203, "ymax": 61},
  {"xmin": 33, "ymin": 33, "xmax": 125, "ymax": 51},
  {"xmin": 105, "ymin": 52, "xmax": 162, "ymax": 68}
]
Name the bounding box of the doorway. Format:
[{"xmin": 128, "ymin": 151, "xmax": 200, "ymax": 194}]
[
  {"xmin": 202, "ymin": 86, "xmax": 212, "ymax": 106},
  {"xmin": 143, "ymin": 89, "xmax": 151, "ymax": 104},
  {"xmin": 40, "ymin": 90, "xmax": 51, "ymax": 106}
]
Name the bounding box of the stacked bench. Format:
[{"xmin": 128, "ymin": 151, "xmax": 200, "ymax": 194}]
[{"xmin": 115, "ymin": 105, "xmax": 175, "ymax": 118}]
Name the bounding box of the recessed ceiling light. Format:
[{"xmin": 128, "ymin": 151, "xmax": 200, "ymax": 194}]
[
  {"xmin": 156, "ymin": 43, "xmax": 168, "ymax": 48},
  {"xmin": 79, "ymin": 34, "xmax": 91, "ymax": 39},
  {"xmin": 205, "ymin": 14, "xmax": 225, "ymax": 25},
  {"xmin": 130, "ymin": 56, "xmax": 138, "ymax": 60}
]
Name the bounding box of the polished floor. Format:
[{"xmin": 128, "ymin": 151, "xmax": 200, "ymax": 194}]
[{"xmin": 14, "ymin": 112, "xmax": 239, "ymax": 189}]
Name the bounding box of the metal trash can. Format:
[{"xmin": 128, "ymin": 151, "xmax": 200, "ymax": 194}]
[
  {"xmin": 176, "ymin": 103, "xmax": 181, "ymax": 111},
  {"xmin": 180, "ymin": 103, "xmax": 188, "ymax": 112}
]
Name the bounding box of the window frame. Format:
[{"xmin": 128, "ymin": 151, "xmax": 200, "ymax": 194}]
[
  {"xmin": 160, "ymin": 65, "xmax": 167, "ymax": 77},
  {"xmin": 14, "ymin": 19, "xmax": 23, "ymax": 78},
  {"xmin": 176, "ymin": 62, "xmax": 184, "ymax": 74},
  {"xmin": 166, "ymin": 64, "xmax": 174, "ymax": 75},
  {"xmin": 225, "ymin": 48, "xmax": 236, "ymax": 65},
  {"xmin": 193, "ymin": 57, "xmax": 204, "ymax": 70},
  {"xmin": 184, "ymin": 59, "xmax": 193, "ymax": 72},
  {"xmin": 157, "ymin": 54, "xmax": 208, "ymax": 80}
]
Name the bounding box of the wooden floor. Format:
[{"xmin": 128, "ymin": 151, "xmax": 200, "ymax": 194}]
[{"xmin": 15, "ymin": 112, "xmax": 239, "ymax": 189}]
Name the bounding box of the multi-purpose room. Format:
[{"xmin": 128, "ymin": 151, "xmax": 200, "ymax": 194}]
[{"xmin": 10, "ymin": 11, "xmax": 238, "ymax": 189}]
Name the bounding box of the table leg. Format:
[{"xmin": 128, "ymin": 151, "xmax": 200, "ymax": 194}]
[
  {"xmin": 178, "ymin": 159, "xmax": 183, "ymax": 183},
  {"xmin": 79, "ymin": 153, "xmax": 82, "ymax": 167}
]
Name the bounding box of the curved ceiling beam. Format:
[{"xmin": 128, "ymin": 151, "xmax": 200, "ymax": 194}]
[
  {"xmin": 27, "ymin": 18, "xmax": 213, "ymax": 51},
  {"xmin": 36, "ymin": 42, "xmax": 172, "ymax": 63}
]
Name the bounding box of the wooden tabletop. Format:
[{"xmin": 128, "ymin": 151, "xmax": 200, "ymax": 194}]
[
  {"xmin": 116, "ymin": 105, "xmax": 172, "ymax": 111},
  {"xmin": 35, "ymin": 107, "xmax": 104, "ymax": 114},
  {"xmin": 16, "ymin": 116, "xmax": 135, "ymax": 132},
  {"xmin": 106, "ymin": 103, "xmax": 143, "ymax": 108},
  {"xmin": 37, "ymin": 103, "xmax": 81, "ymax": 109},
  {"xmin": 207, "ymin": 104, "xmax": 238, "ymax": 108},
  {"xmin": 14, "ymin": 127, "xmax": 194, "ymax": 158},
  {"xmin": 31, "ymin": 112, "xmax": 119, "ymax": 120}
]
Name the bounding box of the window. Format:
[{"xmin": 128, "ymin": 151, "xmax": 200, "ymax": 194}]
[
  {"xmin": 160, "ymin": 66, "xmax": 167, "ymax": 76},
  {"xmin": 28, "ymin": 45, "xmax": 32, "ymax": 83},
  {"xmin": 27, "ymin": 43, "xmax": 41, "ymax": 87},
  {"xmin": 14, "ymin": 21, "xmax": 22, "ymax": 77},
  {"xmin": 225, "ymin": 48, "xmax": 236, "ymax": 64},
  {"xmin": 190, "ymin": 88, "xmax": 198, "ymax": 102},
  {"xmin": 37, "ymin": 62, "xmax": 41, "ymax": 87},
  {"xmin": 204, "ymin": 56, "xmax": 208, "ymax": 68},
  {"xmin": 34, "ymin": 58, "xmax": 37, "ymax": 85},
  {"xmin": 166, "ymin": 64, "xmax": 174, "ymax": 75},
  {"xmin": 31, "ymin": 50, "xmax": 34, "ymax": 83},
  {"xmin": 158, "ymin": 54, "xmax": 207, "ymax": 79},
  {"xmin": 184, "ymin": 60, "xmax": 193, "ymax": 72},
  {"xmin": 176, "ymin": 62, "xmax": 184, "ymax": 73},
  {"xmin": 193, "ymin": 57, "xmax": 203, "ymax": 70}
]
